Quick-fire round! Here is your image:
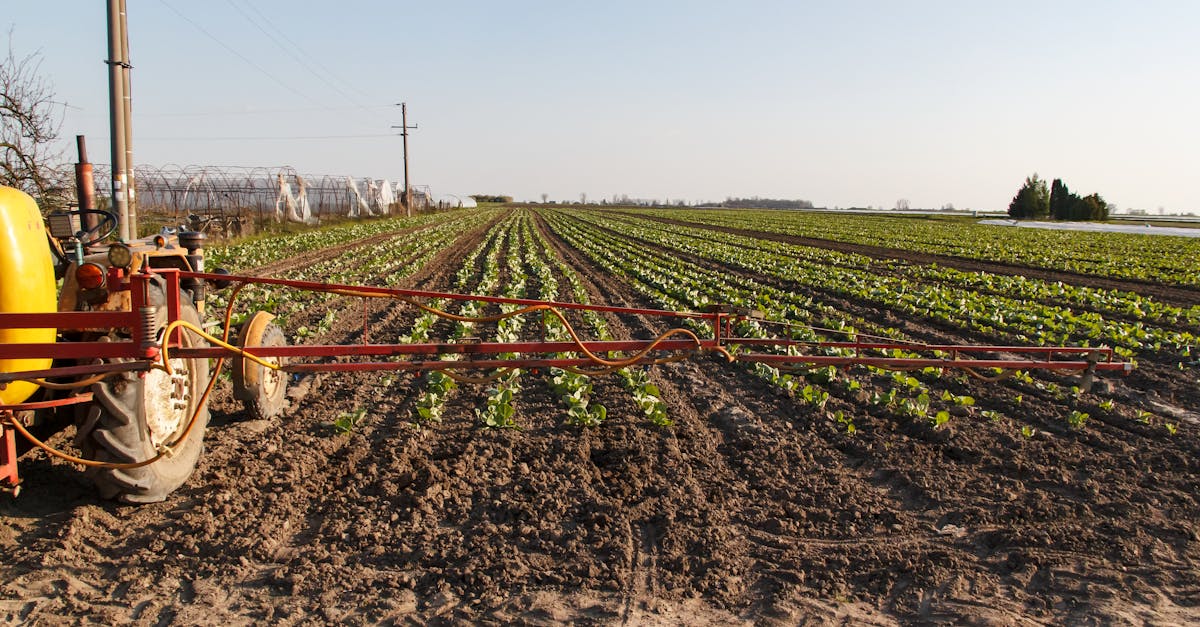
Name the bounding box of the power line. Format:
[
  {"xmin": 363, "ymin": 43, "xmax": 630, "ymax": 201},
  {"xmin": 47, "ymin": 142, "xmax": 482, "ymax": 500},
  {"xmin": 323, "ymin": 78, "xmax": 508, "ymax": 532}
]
[
  {"xmin": 225, "ymin": 0, "xmax": 373, "ymax": 112},
  {"xmin": 157, "ymin": 0, "xmax": 321, "ymax": 106},
  {"xmin": 139, "ymin": 104, "xmax": 396, "ymax": 118},
  {"xmin": 136, "ymin": 133, "xmax": 395, "ymax": 141},
  {"xmin": 237, "ymin": 0, "xmax": 378, "ymax": 105}
]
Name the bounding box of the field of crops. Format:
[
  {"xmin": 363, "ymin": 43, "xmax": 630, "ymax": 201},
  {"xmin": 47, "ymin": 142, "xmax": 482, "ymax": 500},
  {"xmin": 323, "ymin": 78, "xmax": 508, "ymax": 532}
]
[{"xmin": 3, "ymin": 206, "xmax": 1198, "ymax": 624}]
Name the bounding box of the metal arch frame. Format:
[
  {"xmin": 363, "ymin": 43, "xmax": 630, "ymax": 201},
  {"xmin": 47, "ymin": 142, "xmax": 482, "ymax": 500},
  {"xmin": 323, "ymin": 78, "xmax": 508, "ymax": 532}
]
[{"xmin": 87, "ymin": 164, "xmax": 415, "ymax": 223}]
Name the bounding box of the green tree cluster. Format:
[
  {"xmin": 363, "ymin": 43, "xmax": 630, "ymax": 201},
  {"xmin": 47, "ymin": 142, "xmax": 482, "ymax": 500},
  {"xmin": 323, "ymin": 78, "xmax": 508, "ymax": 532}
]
[
  {"xmin": 719, "ymin": 197, "xmax": 815, "ymax": 210},
  {"xmin": 1008, "ymin": 174, "xmax": 1109, "ymax": 221},
  {"xmin": 1007, "ymin": 174, "xmax": 1049, "ymax": 219},
  {"xmin": 1049, "ymin": 178, "xmax": 1109, "ymax": 221},
  {"xmin": 469, "ymin": 194, "xmax": 513, "ymax": 203}
]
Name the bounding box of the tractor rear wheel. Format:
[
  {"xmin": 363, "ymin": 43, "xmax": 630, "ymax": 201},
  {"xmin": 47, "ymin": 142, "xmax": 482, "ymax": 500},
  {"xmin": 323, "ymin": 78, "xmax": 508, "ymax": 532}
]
[{"xmin": 82, "ymin": 292, "xmax": 210, "ymax": 503}]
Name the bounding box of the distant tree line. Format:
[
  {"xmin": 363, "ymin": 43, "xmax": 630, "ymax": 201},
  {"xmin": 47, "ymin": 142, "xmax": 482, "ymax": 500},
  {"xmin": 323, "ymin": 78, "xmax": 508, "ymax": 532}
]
[
  {"xmin": 717, "ymin": 197, "xmax": 815, "ymax": 210},
  {"xmin": 1007, "ymin": 174, "xmax": 1109, "ymax": 221},
  {"xmin": 470, "ymin": 194, "xmax": 513, "ymax": 203}
]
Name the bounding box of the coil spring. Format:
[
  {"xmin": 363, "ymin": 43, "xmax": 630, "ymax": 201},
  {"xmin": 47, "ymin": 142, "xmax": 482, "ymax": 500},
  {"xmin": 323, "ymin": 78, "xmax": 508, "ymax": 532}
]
[{"xmin": 139, "ymin": 306, "xmax": 160, "ymax": 350}]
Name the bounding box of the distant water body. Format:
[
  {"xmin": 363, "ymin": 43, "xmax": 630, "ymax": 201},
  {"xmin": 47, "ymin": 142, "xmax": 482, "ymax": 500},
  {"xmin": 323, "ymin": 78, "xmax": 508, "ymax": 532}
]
[{"xmin": 978, "ymin": 220, "xmax": 1200, "ymax": 238}]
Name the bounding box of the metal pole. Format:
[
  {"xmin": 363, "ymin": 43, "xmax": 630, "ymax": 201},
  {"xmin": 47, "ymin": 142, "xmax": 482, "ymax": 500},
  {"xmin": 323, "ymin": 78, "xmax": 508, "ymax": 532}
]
[
  {"xmin": 119, "ymin": 0, "xmax": 136, "ymax": 237},
  {"xmin": 106, "ymin": 0, "xmax": 129, "ymax": 240},
  {"xmin": 74, "ymin": 135, "xmax": 97, "ymax": 215},
  {"xmin": 402, "ymin": 102, "xmax": 411, "ymax": 217}
]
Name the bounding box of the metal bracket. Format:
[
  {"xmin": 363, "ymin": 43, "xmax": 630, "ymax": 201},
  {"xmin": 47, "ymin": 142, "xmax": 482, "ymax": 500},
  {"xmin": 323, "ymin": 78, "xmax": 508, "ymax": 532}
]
[
  {"xmin": 1078, "ymin": 350, "xmax": 1100, "ymax": 394},
  {"xmin": 1, "ymin": 413, "xmax": 21, "ymax": 497}
]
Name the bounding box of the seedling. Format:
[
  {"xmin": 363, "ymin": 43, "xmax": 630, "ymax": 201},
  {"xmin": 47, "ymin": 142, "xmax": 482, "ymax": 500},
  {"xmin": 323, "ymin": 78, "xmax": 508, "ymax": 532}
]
[
  {"xmin": 832, "ymin": 410, "xmax": 856, "ymax": 435},
  {"xmin": 941, "ymin": 390, "xmax": 975, "ymax": 407},
  {"xmin": 801, "ymin": 384, "xmax": 830, "ymax": 409},
  {"xmin": 333, "ymin": 406, "xmax": 368, "ymax": 434}
]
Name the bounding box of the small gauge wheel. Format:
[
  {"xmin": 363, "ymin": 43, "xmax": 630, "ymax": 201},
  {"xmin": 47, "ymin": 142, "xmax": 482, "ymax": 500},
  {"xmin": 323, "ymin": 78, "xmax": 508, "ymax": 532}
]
[{"xmin": 232, "ymin": 311, "xmax": 289, "ymax": 420}]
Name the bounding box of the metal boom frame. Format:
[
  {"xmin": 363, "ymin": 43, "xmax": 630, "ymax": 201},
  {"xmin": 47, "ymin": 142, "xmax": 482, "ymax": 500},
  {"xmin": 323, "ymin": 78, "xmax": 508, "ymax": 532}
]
[{"xmin": 0, "ymin": 268, "xmax": 1133, "ymax": 384}]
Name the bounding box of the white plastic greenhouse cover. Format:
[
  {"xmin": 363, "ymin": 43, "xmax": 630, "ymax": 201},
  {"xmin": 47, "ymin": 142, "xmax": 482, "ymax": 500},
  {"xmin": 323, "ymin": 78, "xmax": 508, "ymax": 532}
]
[
  {"xmin": 377, "ymin": 179, "xmax": 396, "ymax": 208},
  {"xmin": 433, "ymin": 194, "xmax": 477, "ymax": 208},
  {"xmin": 276, "ymin": 173, "xmax": 314, "ymax": 223},
  {"xmin": 345, "ymin": 176, "xmax": 372, "ymax": 217}
]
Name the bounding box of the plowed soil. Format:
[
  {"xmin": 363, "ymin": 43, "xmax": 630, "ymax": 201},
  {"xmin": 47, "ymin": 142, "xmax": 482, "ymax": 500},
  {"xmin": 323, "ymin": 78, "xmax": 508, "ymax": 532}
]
[{"xmin": 3, "ymin": 209, "xmax": 1199, "ymax": 625}]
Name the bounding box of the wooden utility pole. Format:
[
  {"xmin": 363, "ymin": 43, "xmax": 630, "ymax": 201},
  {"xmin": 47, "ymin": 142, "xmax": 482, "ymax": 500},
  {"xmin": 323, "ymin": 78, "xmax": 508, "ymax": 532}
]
[
  {"xmin": 106, "ymin": 0, "xmax": 129, "ymax": 239},
  {"xmin": 392, "ymin": 103, "xmax": 417, "ymax": 217},
  {"xmin": 119, "ymin": 0, "xmax": 136, "ymax": 237}
]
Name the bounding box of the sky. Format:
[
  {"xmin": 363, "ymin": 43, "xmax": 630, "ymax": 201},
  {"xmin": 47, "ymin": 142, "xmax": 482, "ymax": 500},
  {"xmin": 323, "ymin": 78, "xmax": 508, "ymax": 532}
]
[{"xmin": 6, "ymin": 1, "xmax": 1199, "ymax": 212}]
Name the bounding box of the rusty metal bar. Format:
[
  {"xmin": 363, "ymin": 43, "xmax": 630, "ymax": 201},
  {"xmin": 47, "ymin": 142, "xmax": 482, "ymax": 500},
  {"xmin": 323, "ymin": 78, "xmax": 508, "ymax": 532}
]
[
  {"xmin": 0, "ymin": 311, "xmax": 137, "ymax": 329},
  {"xmin": 179, "ymin": 271, "xmax": 713, "ymax": 320},
  {"xmin": 174, "ymin": 338, "xmax": 712, "ymax": 360},
  {"xmin": 739, "ymin": 353, "xmax": 1132, "ymax": 372},
  {"xmin": 730, "ymin": 338, "xmax": 1115, "ymax": 358},
  {"xmin": 0, "ymin": 360, "xmax": 153, "ymax": 384}
]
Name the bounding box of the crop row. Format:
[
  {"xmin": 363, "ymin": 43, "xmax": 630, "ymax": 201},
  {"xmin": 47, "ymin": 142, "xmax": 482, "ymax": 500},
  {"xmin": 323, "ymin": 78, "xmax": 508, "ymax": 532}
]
[
  {"xmin": 623, "ymin": 208, "xmax": 1200, "ymax": 287},
  {"xmin": 408, "ymin": 209, "xmax": 669, "ymax": 429},
  {"xmin": 539, "ymin": 209, "xmax": 984, "ymax": 430},
  {"xmin": 576, "ymin": 211, "xmax": 1196, "ymax": 360},
  {"xmin": 411, "ymin": 214, "xmax": 511, "ymax": 424},
  {"xmin": 211, "ymin": 210, "xmax": 496, "ymax": 335},
  {"xmin": 608, "ymin": 213, "xmax": 1200, "ymax": 331},
  {"xmin": 539, "ymin": 207, "xmax": 1186, "ymax": 438},
  {"xmin": 523, "ymin": 214, "xmax": 671, "ymax": 426},
  {"xmin": 207, "ymin": 211, "xmax": 459, "ymax": 272}
]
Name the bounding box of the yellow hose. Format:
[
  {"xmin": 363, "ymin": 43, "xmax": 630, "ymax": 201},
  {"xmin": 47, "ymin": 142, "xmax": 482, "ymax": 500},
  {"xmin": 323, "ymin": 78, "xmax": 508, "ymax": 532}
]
[{"xmin": 8, "ymin": 279, "xmax": 729, "ymax": 467}]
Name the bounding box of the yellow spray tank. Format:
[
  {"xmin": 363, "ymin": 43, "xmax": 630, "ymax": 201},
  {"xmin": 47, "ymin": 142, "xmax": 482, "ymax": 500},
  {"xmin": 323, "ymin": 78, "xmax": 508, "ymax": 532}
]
[{"xmin": 0, "ymin": 186, "xmax": 57, "ymax": 405}]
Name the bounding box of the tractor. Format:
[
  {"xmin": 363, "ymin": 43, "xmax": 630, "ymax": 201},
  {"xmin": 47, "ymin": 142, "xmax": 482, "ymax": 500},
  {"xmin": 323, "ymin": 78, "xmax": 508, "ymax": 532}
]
[{"xmin": 0, "ymin": 185, "xmax": 281, "ymax": 502}]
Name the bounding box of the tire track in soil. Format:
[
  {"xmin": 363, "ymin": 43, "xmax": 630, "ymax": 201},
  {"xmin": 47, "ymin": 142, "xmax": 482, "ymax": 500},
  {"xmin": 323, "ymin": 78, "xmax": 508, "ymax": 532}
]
[
  {"xmin": 415, "ymin": 212, "xmax": 654, "ymax": 619},
  {"xmin": 533, "ymin": 212, "xmax": 702, "ymax": 618},
  {"xmin": 640, "ymin": 214, "xmax": 1200, "ymax": 308},
  {"xmin": 534, "ymin": 209, "xmax": 1200, "ymax": 623},
  {"xmin": 523, "ymin": 217, "xmax": 669, "ymax": 624},
  {"xmin": 525, "ymin": 215, "xmax": 689, "ymax": 623}
]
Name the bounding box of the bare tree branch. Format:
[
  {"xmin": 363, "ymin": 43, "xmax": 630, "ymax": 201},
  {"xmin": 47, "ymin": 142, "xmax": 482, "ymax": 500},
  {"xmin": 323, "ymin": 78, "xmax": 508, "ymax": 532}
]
[{"xmin": 1, "ymin": 29, "xmax": 70, "ymax": 209}]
